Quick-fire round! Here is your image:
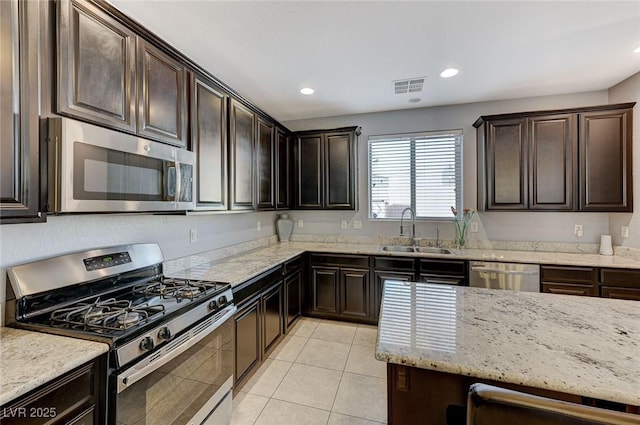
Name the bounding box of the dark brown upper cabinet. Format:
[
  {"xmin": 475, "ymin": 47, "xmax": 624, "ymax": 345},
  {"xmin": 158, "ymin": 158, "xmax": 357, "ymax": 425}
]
[
  {"xmin": 229, "ymin": 99, "xmax": 256, "ymax": 210},
  {"xmin": 256, "ymin": 118, "xmax": 275, "ymax": 210},
  {"xmin": 579, "ymin": 108, "xmax": 633, "ymax": 212},
  {"xmin": 58, "ymin": 0, "xmax": 187, "ymax": 148},
  {"xmin": 191, "ymin": 74, "xmax": 228, "ymax": 210},
  {"xmin": 293, "ymin": 126, "xmax": 360, "ymax": 210},
  {"xmin": 475, "ymin": 103, "xmax": 633, "ymax": 212},
  {"xmin": 275, "ymin": 129, "xmax": 291, "ymax": 209},
  {"xmin": 136, "ymin": 38, "xmax": 188, "ymax": 147},
  {"xmin": 57, "ymin": 0, "xmax": 137, "ymax": 133},
  {"xmin": 1, "ymin": 0, "xmax": 45, "ymax": 224}
]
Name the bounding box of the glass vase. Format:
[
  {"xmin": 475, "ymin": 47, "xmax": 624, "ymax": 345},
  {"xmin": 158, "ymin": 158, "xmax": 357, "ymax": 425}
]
[{"xmin": 455, "ymin": 222, "xmax": 468, "ymax": 249}]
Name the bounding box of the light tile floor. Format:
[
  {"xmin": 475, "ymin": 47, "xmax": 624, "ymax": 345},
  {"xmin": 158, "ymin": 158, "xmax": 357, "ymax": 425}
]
[{"xmin": 231, "ymin": 318, "xmax": 387, "ymax": 425}]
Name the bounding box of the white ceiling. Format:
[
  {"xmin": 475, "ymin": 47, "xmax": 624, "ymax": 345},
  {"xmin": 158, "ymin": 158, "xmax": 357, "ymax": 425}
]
[{"xmin": 111, "ymin": 1, "xmax": 640, "ymax": 122}]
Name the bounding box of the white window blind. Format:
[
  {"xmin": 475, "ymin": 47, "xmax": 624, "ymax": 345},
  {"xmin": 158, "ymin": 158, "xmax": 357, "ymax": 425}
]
[{"xmin": 368, "ymin": 130, "xmax": 462, "ymax": 219}]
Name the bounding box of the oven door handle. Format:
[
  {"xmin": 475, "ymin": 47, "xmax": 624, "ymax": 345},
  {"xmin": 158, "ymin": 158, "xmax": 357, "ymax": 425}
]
[{"xmin": 116, "ymin": 305, "xmax": 237, "ymax": 393}]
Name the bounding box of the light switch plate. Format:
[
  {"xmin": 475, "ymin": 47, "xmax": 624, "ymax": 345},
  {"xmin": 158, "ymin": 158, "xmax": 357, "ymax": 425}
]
[
  {"xmin": 190, "ymin": 229, "xmax": 197, "ymax": 243},
  {"xmin": 353, "ymin": 220, "xmax": 363, "ymax": 229},
  {"xmin": 341, "ymin": 220, "xmax": 348, "ymax": 230},
  {"xmin": 257, "ymin": 222, "xmax": 261, "ymax": 231},
  {"xmin": 621, "ymin": 225, "xmax": 629, "ymax": 238},
  {"xmin": 470, "ymin": 222, "xmax": 478, "ymax": 233},
  {"xmin": 297, "ymin": 219, "xmax": 304, "ymax": 228}
]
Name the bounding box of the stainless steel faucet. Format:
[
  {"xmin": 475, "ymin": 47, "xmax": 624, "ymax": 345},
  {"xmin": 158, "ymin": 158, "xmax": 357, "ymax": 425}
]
[{"xmin": 400, "ymin": 207, "xmax": 416, "ymax": 245}]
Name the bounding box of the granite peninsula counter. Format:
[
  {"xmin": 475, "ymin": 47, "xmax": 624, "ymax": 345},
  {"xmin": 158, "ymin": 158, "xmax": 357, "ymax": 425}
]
[{"xmin": 375, "ymin": 280, "xmax": 640, "ymax": 425}]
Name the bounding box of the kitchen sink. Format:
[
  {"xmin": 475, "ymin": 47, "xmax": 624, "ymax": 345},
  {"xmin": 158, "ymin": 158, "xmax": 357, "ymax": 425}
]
[
  {"xmin": 380, "ymin": 245, "xmax": 454, "ymax": 254},
  {"xmin": 414, "ymin": 247, "xmax": 454, "ymax": 254},
  {"xmin": 381, "ymin": 245, "xmax": 416, "ymax": 252}
]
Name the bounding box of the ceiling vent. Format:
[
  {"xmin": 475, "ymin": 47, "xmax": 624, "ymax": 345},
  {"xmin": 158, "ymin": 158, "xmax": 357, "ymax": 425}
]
[{"xmin": 394, "ymin": 77, "xmax": 425, "ymax": 94}]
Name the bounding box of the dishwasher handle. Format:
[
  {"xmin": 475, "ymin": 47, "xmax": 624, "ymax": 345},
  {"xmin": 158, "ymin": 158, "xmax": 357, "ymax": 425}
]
[{"xmin": 470, "ymin": 266, "xmax": 539, "ymax": 276}]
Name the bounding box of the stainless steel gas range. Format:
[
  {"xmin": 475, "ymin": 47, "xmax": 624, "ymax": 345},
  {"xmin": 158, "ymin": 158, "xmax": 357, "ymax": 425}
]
[{"xmin": 5, "ymin": 243, "xmax": 236, "ymax": 425}]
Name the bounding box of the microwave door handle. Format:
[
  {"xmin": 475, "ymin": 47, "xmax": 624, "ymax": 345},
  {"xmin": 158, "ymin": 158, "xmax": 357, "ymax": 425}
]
[
  {"xmin": 174, "ymin": 161, "xmax": 181, "ymax": 202},
  {"xmin": 164, "ymin": 162, "xmax": 177, "ymax": 201}
]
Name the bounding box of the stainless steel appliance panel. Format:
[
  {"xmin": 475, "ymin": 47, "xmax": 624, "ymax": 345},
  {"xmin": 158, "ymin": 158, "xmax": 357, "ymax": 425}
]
[
  {"xmin": 45, "ymin": 117, "xmax": 195, "ymax": 213},
  {"xmin": 469, "ymin": 261, "xmax": 540, "ymax": 292},
  {"xmin": 115, "ymin": 307, "xmax": 235, "ymax": 425}
]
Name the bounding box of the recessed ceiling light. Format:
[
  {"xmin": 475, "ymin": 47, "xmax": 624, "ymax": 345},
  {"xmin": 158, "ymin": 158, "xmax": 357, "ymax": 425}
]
[
  {"xmin": 634, "ymin": 46, "xmax": 640, "ymax": 53},
  {"xmin": 300, "ymin": 87, "xmax": 314, "ymax": 95},
  {"xmin": 440, "ymin": 68, "xmax": 459, "ymax": 78},
  {"xmin": 409, "ymin": 98, "xmax": 421, "ymax": 103}
]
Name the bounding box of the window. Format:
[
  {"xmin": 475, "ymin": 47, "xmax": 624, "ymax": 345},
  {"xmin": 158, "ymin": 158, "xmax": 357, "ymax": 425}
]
[{"xmin": 368, "ymin": 130, "xmax": 462, "ymax": 219}]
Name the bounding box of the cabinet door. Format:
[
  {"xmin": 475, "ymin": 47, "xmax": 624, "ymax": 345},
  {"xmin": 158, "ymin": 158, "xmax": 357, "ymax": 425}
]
[
  {"xmin": 57, "ymin": 0, "xmax": 136, "ymax": 133},
  {"xmin": 229, "ymin": 99, "xmax": 255, "ymax": 210},
  {"xmin": 373, "ymin": 271, "xmax": 414, "ymax": 320},
  {"xmin": 579, "ymin": 108, "xmax": 633, "ymax": 211},
  {"xmin": 485, "ymin": 118, "xmax": 528, "ymax": 209},
  {"xmin": 234, "ymin": 299, "xmax": 261, "ymax": 384},
  {"xmin": 528, "ymin": 114, "xmax": 576, "ymax": 210},
  {"xmin": 285, "ymin": 271, "xmax": 301, "ymax": 331},
  {"xmin": 262, "ymin": 283, "xmax": 283, "ymax": 356},
  {"xmin": 311, "ymin": 267, "xmax": 339, "ymax": 315},
  {"xmin": 276, "ymin": 130, "xmax": 291, "ymax": 209},
  {"xmin": 256, "ymin": 118, "xmax": 275, "ymax": 210},
  {"xmin": 192, "ymin": 75, "xmax": 227, "ymax": 210},
  {"xmin": 325, "ymin": 131, "xmax": 356, "ymax": 209},
  {"xmin": 601, "ymin": 286, "xmax": 640, "ymax": 301},
  {"xmin": 340, "ymin": 268, "xmax": 370, "ymax": 319},
  {"xmin": 295, "ymin": 134, "xmax": 323, "ymax": 208},
  {"xmin": 137, "ymin": 38, "xmax": 188, "ymax": 147},
  {"xmin": 1, "ymin": 0, "xmax": 44, "ymax": 223}
]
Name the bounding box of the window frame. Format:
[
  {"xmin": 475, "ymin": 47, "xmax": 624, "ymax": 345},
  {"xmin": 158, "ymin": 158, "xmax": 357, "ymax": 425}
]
[{"xmin": 368, "ymin": 129, "xmax": 463, "ymax": 221}]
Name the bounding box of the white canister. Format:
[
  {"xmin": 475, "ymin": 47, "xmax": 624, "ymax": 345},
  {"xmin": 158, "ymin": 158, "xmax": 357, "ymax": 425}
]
[{"xmin": 599, "ymin": 234, "xmax": 613, "ymax": 255}]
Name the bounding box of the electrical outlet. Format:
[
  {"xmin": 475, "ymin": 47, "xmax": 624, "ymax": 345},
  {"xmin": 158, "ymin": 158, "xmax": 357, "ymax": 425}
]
[
  {"xmin": 190, "ymin": 229, "xmax": 197, "ymax": 243},
  {"xmin": 574, "ymin": 224, "xmax": 583, "ymax": 237},
  {"xmin": 341, "ymin": 220, "xmax": 348, "ymax": 230},
  {"xmin": 470, "ymin": 222, "xmax": 479, "ymax": 233},
  {"xmin": 297, "ymin": 219, "xmax": 304, "ymax": 228},
  {"xmin": 621, "ymin": 225, "xmax": 629, "ymax": 238},
  {"xmin": 257, "ymin": 222, "xmax": 261, "ymax": 231},
  {"xmin": 353, "ymin": 220, "xmax": 363, "ymax": 229}
]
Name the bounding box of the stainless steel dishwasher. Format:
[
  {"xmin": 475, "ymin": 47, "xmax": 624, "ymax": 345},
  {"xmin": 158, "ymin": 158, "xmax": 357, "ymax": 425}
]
[{"xmin": 469, "ymin": 261, "xmax": 540, "ymax": 292}]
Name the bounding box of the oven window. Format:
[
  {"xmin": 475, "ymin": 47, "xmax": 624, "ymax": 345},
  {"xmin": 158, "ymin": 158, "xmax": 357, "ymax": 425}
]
[
  {"xmin": 74, "ymin": 142, "xmax": 165, "ymax": 201},
  {"xmin": 116, "ymin": 318, "xmax": 234, "ymax": 425}
]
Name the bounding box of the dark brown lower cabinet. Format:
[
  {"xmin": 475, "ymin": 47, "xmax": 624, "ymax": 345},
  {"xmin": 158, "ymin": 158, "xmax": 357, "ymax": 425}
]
[
  {"xmin": 262, "ymin": 283, "xmax": 283, "ymax": 356},
  {"xmin": 601, "ymin": 286, "xmax": 640, "ymax": 301},
  {"xmin": 419, "ymin": 258, "xmax": 467, "ymax": 287},
  {"xmin": 311, "ymin": 267, "xmax": 340, "ymax": 315},
  {"xmin": 234, "ymin": 299, "xmax": 260, "ymax": 384},
  {"xmin": 372, "ymin": 270, "xmax": 414, "ymax": 320},
  {"xmin": 340, "ymin": 269, "xmax": 369, "ymax": 319},
  {"xmin": 541, "ymin": 265, "xmax": 597, "ymax": 297},
  {"xmin": 233, "ymin": 269, "xmax": 284, "ymax": 387},
  {"xmin": 0, "ymin": 354, "xmax": 106, "ymax": 425},
  {"xmin": 386, "ymin": 364, "xmax": 618, "ymax": 425},
  {"xmin": 284, "ymin": 270, "xmax": 302, "ymax": 332}
]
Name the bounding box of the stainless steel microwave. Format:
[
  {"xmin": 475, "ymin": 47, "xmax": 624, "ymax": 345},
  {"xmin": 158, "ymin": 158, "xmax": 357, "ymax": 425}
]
[{"xmin": 43, "ymin": 117, "xmax": 195, "ymax": 213}]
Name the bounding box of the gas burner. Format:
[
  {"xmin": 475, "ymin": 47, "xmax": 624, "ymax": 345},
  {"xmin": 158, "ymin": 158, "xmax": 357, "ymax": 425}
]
[
  {"xmin": 132, "ymin": 277, "xmax": 220, "ymax": 302},
  {"xmin": 50, "ymin": 298, "xmax": 164, "ymax": 333}
]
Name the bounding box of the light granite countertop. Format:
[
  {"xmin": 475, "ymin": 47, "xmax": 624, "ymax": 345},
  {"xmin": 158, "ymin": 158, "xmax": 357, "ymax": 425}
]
[
  {"xmin": 375, "ymin": 280, "xmax": 640, "ymax": 406},
  {"xmin": 163, "ymin": 241, "xmax": 640, "ymax": 287},
  {"xmin": 0, "ymin": 327, "xmax": 109, "ymax": 406}
]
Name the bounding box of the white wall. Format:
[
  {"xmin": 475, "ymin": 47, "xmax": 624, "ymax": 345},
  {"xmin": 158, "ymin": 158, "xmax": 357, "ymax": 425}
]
[
  {"xmin": 284, "ymin": 91, "xmax": 612, "ymax": 244},
  {"xmin": 608, "ymin": 71, "xmax": 640, "ymax": 248},
  {"xmin": 0, "ymin": 211, "xmax": 277, "ymax": 322}
]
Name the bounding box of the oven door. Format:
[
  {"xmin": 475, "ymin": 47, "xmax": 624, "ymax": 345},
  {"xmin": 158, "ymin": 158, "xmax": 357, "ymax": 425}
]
[
  {"xmin": 113, "ymin": 305, "xmax": 236, "ymax": 425},
  {"xmin": 46, "ymin": 117, "xmax": 195, "ymax": 213}
]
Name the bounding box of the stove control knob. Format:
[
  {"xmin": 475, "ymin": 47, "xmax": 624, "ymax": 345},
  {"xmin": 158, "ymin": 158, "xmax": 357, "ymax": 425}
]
[
  {"xmin": 158, "ymin": 327, "xmax": 171, "ymax": 341},
  {"xmin": 208, "ymin": 300, "xmax": 218, "ymax": 311},
  {"xmin": 217, "ymin": 295, "xmax": 228, "ymax": 307},
  {"xmin": 139, "ymin": 336, "xmax": 155, "ymax": 351}
]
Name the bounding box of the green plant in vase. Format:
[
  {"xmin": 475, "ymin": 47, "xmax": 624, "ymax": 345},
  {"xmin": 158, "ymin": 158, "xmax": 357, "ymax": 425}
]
[{"xmin": 451, "ymin": 206, "xmax": 477, "ymax": 249}]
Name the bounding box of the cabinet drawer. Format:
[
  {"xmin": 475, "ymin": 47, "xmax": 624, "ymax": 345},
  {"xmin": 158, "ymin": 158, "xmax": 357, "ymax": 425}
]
[
  {"xmin": 420, "ymin": 274, "xmax": 465, "ymax": 286},
  {"xmin": 373, "ymin": 256, "xmax": 415, "ymax": 272},
  {"xmin": 600, "ymin": 268, "xmax": 640, "ymax": 288},
  {"xmin": 233, "ymin": 266, "xmax": 283, "ymax": 306},
  {"xmin": 284, "ymin": 255, "xmax": 303, "ymax": 275},
  {"xmin": 541, "ymin": 266, "xmax": 596, "ymax": 284},
  {"xmin": 542, "ymin": 282, "xmax": 596, "ymax": 296},
  {"xmin": 310, "ymin": 254, "xmax": 369, "ymax": 268},
  {"xmin": 601, "ymin": 286, "xmax": 640, "ymax": 301},
  {"xmin": 419, "ymin": 259, "xmax": 466, "ymax": 276}
]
